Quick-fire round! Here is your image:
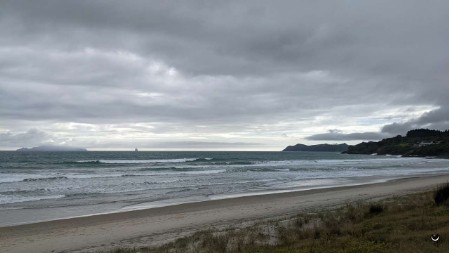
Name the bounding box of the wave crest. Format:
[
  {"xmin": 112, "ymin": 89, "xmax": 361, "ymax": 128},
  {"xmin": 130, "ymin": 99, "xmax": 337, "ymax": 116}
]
[{"xmin": 23, "ymin": 176, "xmax": 68, "ymax": 182}]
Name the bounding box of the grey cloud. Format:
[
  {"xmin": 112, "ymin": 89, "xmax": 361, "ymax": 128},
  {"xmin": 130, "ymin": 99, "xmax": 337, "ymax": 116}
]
[
  {"xmin": 1, "ymin": 1, "xmax": 449, "ymax": 149},
  {"xmin": 381, "ymin": 123, "xmax": 414, "ymax": 136},
  {"xmin": 416, "ymin": 107, "xmax": 449, "ymax": 126},
  {"xmin": 310, "ymin": 106, "xmax": 449, "ymax": 142},
  {"xmin": 2, "ymin": 0, "xmax": 448, "ymax": 79},
  {"xmin": 306, "ymin": 130, "xmax": 389, "ymax": 141},
  {"xmin": 0, "ymin": 129, "xmax": 56, "ymax": 147},
  {"xmin": 381, "ymin": 107, "xmax": 449, "ymax": 135},
  {"xmin": 140, "ymin": 141, "xmax": 262, "ymax": 149},
  {"xmin": 0, "ymin": 68, "xmax": 382, "ymax": 124},
  {"xmin": 70, "ymin": 137, "xmax": 264, "ymax": 150}
]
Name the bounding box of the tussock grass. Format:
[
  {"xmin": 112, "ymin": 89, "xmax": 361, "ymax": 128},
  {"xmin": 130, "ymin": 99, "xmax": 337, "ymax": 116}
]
[{"xmin": 103, "ymin": 189, "xmax": 449, "ymax": 253}]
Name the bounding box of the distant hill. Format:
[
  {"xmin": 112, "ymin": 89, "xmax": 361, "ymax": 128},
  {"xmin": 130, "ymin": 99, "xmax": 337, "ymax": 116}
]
[
  {"xmin": 345, "ymin": 129, "xmax": 449, "ymax": 157},
  {"xmin": 283, "ymin": 143, "xmax": 349, "ymax": 152},
  {"xmin": 16, "ymin": 145, "xmax": 87, "ymax": 152}
]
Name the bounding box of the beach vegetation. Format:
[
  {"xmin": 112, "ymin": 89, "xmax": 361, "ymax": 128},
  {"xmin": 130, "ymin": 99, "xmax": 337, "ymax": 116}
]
[{"xmin": 104, "ymin": 189, "xmax": 449, "ymax": 253}]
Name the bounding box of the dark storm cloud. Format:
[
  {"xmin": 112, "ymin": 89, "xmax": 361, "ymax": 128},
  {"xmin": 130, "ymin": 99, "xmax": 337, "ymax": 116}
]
[
  {"xmin": 381, "ymin": 107, "xmax": 449, "ymax": 135},
  {"xmin": 307, "ymin": 107, "xmax": 449, "ymax": 141},
  {"xmin": 3, "ymin": 0, "xmax": 447, "ymax": 77},
  {"xmin": 0, "ymin": 0, "xmax": 448, "ymax": 148}
]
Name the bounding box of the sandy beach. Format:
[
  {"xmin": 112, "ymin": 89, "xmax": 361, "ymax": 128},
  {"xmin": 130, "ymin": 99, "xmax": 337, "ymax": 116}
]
[{"xmin": 1, "ymin": 174, "xmax": 449, "ymax": 253}]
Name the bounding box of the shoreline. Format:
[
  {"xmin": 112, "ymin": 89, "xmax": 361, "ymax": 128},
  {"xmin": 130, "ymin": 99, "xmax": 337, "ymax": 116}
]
[
  {"xmin": 2, "ymin": 173, "xmax": 449, "ymax": 252},
  {"xmin": 0, "ymin": 175, "xmax": 413, "ymax": 227},
  {"xmin": 0, "ymin": 174, "xmax": 397, "ymax": 227}
]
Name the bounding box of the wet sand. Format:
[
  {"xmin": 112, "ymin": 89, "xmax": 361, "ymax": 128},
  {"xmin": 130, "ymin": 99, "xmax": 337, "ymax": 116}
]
[{"xmin": 1, "ymin": 174, "xmax": 449, "ymax": 253}]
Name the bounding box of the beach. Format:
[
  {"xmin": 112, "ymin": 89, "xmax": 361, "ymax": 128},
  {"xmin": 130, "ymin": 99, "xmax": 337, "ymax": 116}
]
[
  {"xmin": 2, "ymin": 0, "xmax": 449, "ymax": 251},
  {"xmin": 3, "ymin": 151, "xmax": 449, "ymax": 227},
  {"xmin": 2, "ymin": 173, "xmax": 449, "ymax": 253}
]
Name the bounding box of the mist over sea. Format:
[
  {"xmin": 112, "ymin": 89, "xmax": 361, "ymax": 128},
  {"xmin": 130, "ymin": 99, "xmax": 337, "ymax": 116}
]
[{"xmin": 1, "ymin": 151, "xmax": 448, "ymax": 226}]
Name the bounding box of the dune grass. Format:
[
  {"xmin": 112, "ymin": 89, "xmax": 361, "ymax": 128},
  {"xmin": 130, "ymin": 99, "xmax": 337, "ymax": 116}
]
[{"xmin": 105, "ymin": 186, "xmax": 449, "ymax": 253}]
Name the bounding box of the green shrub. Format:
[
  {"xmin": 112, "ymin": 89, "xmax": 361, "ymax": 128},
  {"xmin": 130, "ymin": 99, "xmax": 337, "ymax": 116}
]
[
  {"xmin": 434, "ymin": 183, "xmax": 449, "ymax": 205},
  {"xmin": 369, "ymin": 204, "xmax": 384, "ymax": 214}
]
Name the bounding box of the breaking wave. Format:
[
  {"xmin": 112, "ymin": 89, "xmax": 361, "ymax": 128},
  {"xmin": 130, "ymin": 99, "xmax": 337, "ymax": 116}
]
[
  {"xmin": 75, "ymin": 158, "xmax": 199, "ymax": 164},
  {"xmin": 23, "ymin": 176, "xmax": 68, "ymax": 182}
]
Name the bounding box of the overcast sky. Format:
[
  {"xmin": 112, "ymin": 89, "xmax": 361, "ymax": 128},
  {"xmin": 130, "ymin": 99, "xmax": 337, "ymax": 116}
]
[{"xmin": 0, "ymin": 0, "xmax": 448, "ymax": 150}]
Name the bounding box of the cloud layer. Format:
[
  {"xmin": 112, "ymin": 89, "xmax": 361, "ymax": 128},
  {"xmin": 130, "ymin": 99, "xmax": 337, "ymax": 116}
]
[
  {"xmin": 1, "ymin": 1, "xmax": 448, "ymax": 149},
  {"xmin": 306, "ymin": 130, "xmax": 389, "ymax": 141}
]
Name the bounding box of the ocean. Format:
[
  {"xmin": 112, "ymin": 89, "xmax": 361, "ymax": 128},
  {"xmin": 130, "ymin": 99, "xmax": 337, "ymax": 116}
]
[{"xmin": 1, "ymin": 151, "xmax": 448, "ymax": 226}]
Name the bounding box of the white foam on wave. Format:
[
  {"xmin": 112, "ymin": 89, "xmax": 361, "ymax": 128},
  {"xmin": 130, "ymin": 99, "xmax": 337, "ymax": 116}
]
[
  {"xmin": 179, "ymin": 169, "xmax": 226, "ymax": 175},
  {"xmin": 0, "ymin": 174, "xmax": 56, "ymax": 184},
  {"xmin": 0, "ymin": 194, "xmax": 65, "ymax": 205},
  {"xmin": 140, "ymin": 169, "xmax": 226, "ymax": 175},
  {"xmin": 251, "ymin": 156, "xmax": 439, "ymax": 169},
  {"xmin": 267, "ymin": 178, "xmax": 341, "ymax": 189},
  {"xmin": 0, "ymin": 175, "xmax": 31, "ymax": 184},
  {"xmin": 66, "ymin": 173, "xmax": 123, "ymax": 179},
  {"xmin": 77, "ymin": 158, "xmax": 199, "ymax": 164}
]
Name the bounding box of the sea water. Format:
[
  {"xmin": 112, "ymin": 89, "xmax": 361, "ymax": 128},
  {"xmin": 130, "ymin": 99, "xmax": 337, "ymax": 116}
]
[{"xmin": 0, "ymin": 151, "xmax": 448, "ymax": 226}]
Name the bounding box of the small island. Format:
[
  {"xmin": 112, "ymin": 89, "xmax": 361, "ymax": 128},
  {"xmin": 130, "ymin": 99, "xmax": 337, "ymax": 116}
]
[
  {"xmin": 283, "ymin": 143, "xmax": 349, "ymax": 152},
  {"xmin": 345, "ymin": 129, "xmax": 449, "ymax": 157},
  {"xmin": 16, "ymin": 145, "xmax": 87, "ymax": 152}
]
